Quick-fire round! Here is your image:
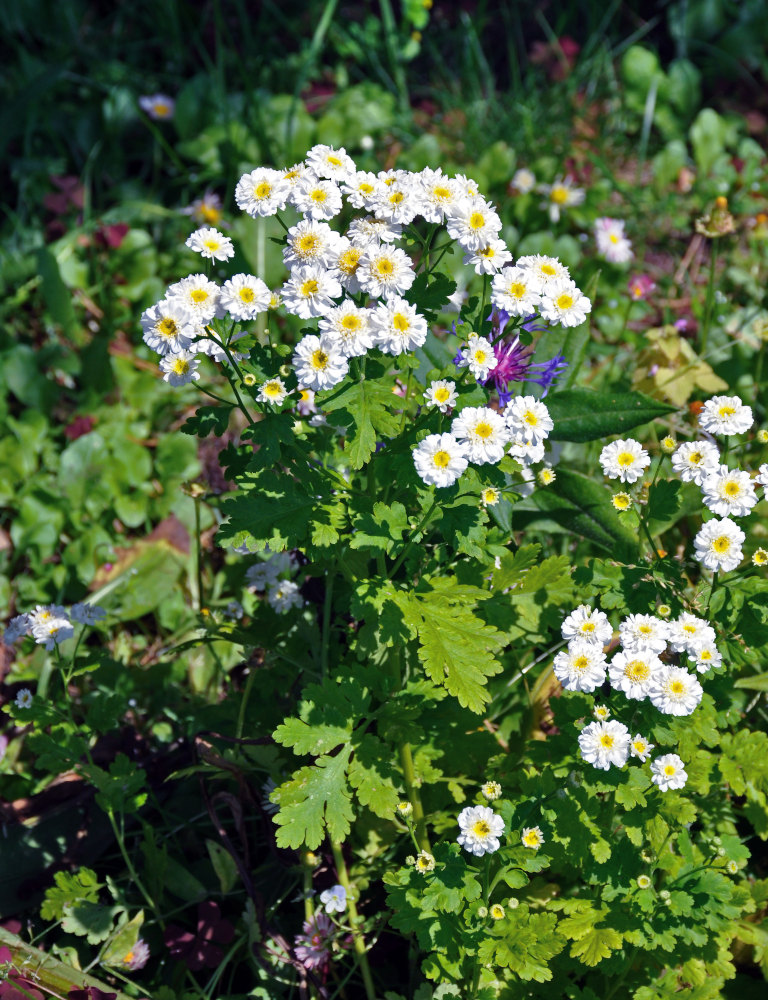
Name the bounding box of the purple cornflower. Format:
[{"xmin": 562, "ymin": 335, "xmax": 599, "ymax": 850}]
[
  {"xmin": 484, "ymin": 310, "xmax": 567, "ymax": 404},
  {"xmin": 294, "ymin": 912, "xmax": 334, "ymax": 970}
]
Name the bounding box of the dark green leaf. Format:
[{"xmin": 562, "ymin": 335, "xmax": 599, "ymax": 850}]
[{"xmin": 547, "ymin": 389, "xmax": 676, "ymax": 442}]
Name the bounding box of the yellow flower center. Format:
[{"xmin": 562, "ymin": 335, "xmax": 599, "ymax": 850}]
[
  {"xmin": 550, "ymin": 186, "xmax": 569, "ymax": 204},
  {"xmin": 433, "ymin": 450, "xmax": 451, "ymax": 468},
  {"xmin": 509, "ymin": 281, "xmax": 526, "ymax": 298},
  {"xmin": 581, "ymin": 622, "xmax": 595, "ymax": 633},
  {"xmin": 264, "ymin": 382, "xmax": 281, "ymax": 398},
  {"xmin": 718, "ymin": 405, "xmax": 735, "ymax": 418},
  {"xmin": 375, "ymin": 258, "xmax": 394, "ymax": 276},
  {"xmin": 617, "ymin": 451, "xmax": 635, "ymax": 467},
  {"xmin": 556, "ymin": 293, "xmax": 574, "ymax": 310},
  {"xmin": 255, "ymin": 181, "xmax": 272, "ymax": 199},
  {"xmin": 472, "ymin": 819, "xmax": 491, "ymax": 837},
  {"xmin": 239, "ymin": 287, "xmax": 255, "ymax": 302},
  {"xmin": 311, "ymin": 188, "xmax": 327, "ymax": 203},
  {"xmin": 434, "ymin": 185, "xmax": 452, "ymax": 201},
  {"xmin": 479, "ymin": 246, "xmax": 495, "ymax": 259},
  {"xmin": 609, "ymin": 233, "xmax": 619, "ymax": 243},
  {"xmin": 341, "ymin": 314, "xmax": 362, "ymax": 331},
  {"xmin": 203, "ymin": 239, "xmax": 220, "ymax": 251},
  {"xmin": 700, "ymin": 650, "xmax": 712, "ymax": 660},
  {"xmin": 172, "ymin": 358, "xmax": 190, "ymax": 375},
  {"xmin": 683, "ymin": 624, "xmax": 696, "ymax": 633},
  {"xmin": 435, "ymin": 387, "xmax": 450, "ymax": 403},
  {"xmin": 633, "ymin": 741, "xmax": 645, "ymax": 753},
  {"xmin": 713, "ymin": 536, "xmax": 731, "ymax": 553},
  {"xmin": 599, "ymin": 734, "xmax": 615, "ymax": 748},
  {"xmin": 328, "ymin": 155, "xmax": 342, "ymax": 166},
  {"xmin": 298, "ymin": 234, "xmax": 320, "ymax": 253},
  {"xmin": 523, "ymin": 831, "xmax": 540, "ymax": 847},
  {"xmin": 664, "ymin": 765, "xmax": 676, "ymax": 776},
  {"xmin": 523, "ymin": 410, "xmax": 538, "ymax": 425},
  {"xmin": 670, "ymin": 680, "xmax": 685, "ymax": 695},
  {"xmin": 158, "ymin": 318, "xmax": 178, "ymax": 338},
  {"xmin": 755, "ymin": 550, "xmax": 768, "ymax": 565},
  {"xmin": 201, "ymin": 205, "xmax": 221, "ymax": 224},
  {"xmin": 474, "ymin": 421, "xmax": 493, "ymax": 439},
  {"xmin": 638, "ymin": 625, "xmax": 652, "ymax": 635},
  {"xmin": 723, "ymin": 480, "xmax": 740, "ymax": 497},
  {"xmin": 190, "ymin": 289, "xmax": 209, "ymax": 303},
  {"xmin": 469, "ymin": 211, "xmax": 485, "ymax": 230},
  {"xmin": 541, "ymin": 263, "xmax": 557, "ymax": 276},
  {"xmin": 301, "ymin": 279, "xmax": 319, "ymax": 296},
  {"xmin": 389, "ymin": 190, "xmax": 405, "ymax": 205},
  {"xmin": 613, "ymin": 493, "xmax": 631, "ymax": 509},
  {"xmin": 573, "ymin": 655, "xmax": 590, "ymax": 671},
  {"xmin": 393, "ymin": 313, "xmax": 410, "ymax": 332},
  {"xmin": 339, "ymin": 247, "xmax": 361, "ymax": 274},
  {"xmin": 474, "ymin": 349, "xmax": 487, "ymax": 364},
  {"xmin": 689, "ymin": 451, "xmax": 703, "ymax": 464},
  {"xmin": 311, "ymin": 349, "xmax": 328, "ymax": 370},
  {"xmin": 358, "ymin": 182, "xmax": 374, "ymax": 194},
  {"xmin": 626, "ymin": 660, "xmax": 650, "ymax": 682}
]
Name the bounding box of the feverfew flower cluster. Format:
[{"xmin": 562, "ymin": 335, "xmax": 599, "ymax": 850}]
[
  {"xmin": 556, "ymin": 601, "xmax": 723, "ymax": 790},
  {"xmin": 4, "ymin": 602, "xmax": 106, "ymax": 652}
]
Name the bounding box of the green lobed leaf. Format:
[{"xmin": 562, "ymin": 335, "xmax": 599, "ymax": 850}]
[
  {"xmin": 320, "ymin": 373, "xmax": 401, "ymax": 469},
  {"xmin": 272, "ymin": 747, "xmax": 354, "ymax": 849},
  {"xmin": 546, "ymin": 389, "xmax": 676, "ymax": 442},
  {"xmin": 570, "ymin": 926, "xmax": 623, "ymax": 966},
  {"xmin": 181, "ymin": 404, "xmax": 233, "ymax": 438}
]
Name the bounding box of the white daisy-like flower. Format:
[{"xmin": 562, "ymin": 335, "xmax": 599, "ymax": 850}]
[
  {"xmin": 480, "ymin": 486, "xmax": 500, "ymax": 507},
  {"xmin": 70, "ymin": 603, "xmax": 106, "ymax": 625},
  {"xmin": 688, "ymin": 639, "xmax": 722, "ymax": 674},
  {"xmin": 698, "ymin": 395, "xmax": 753, "ymax": 436},
  {"xmin": 629, "ymin": 735, "xmax": 654, "ymax": 762},
  {"xmin": 453, "ymin": 173, "xmax": 481, "ymax": 199},
  {"xmin": 372, "ymin": 177, "xmax": 421, "ymax": 226},
  {"xmin": 511, "ymin": 168, "xmax": 536, "ymax": 193},
  {"xmin": 305, "ymin": 144, "xmax": 356, "ymax": 182},
  {"xmin": 185, "ymin": 227, "xmax": 235, "ymax": 261},
  {"xmin": 553, "ymin": 640, "xmax": 608, "ymax": 692},
  {"xmin": 701, "ymin": 466, "xmax": 758, "ymax": 518},
  {"xmin": 445, "ymin": 197, "xmax": 503, "ymax": 251},
  {"xmin": 341, "ymin": 171, "xmax": 381, "ymax": 210},
  {"xmin": 619, "ymin": 614, "xmax": 669, "ymax": 655},
  {"xmin": 257, "ymin": 377, "xmax": 289, "ymax": 405},
  {"xmin": 424, "ymin": 379, "xmax": 458, "ymax": 413},
  {"xmin": 650, "ymin": 753, "xmax": 688, "ymax": 792},
  {"xmin": 649, "ymin": 665, "xmax": 704, "ymax": 716},
  {"xmin": 235, "ymin": 168, "xmax": 290, "ymax": 217},
  {"xmin": 281, "ymin": 265, "xmax": 342, "ymax": 319},
  {"xmin": 246, "ymin": 552, "xmax": 293, "ymax": 590},
  {"xmin": 693, "ymin": 517, "xmax": 745, "ymax": 572},
  {"xmin": 318, "ymin": 301, "xmax": 374, "ymax": 357},
  {"xmin": 292, "ymin": 175, "xmax": 343, "ymax": 221},
  {"xmin": 292, "ymin": 335, "xmax": 349, "ymax": 391},
  {"xmin": 490, "ymin": 265, "xmax": 543, "ymax": 316},
  {"xmin": 418, "ymin": 168, "xmax": 462, "ymax": 223},
  {"xmin": 195, "ymin": 331, "xmax": 248, "ymax": 364},
  {"xmin": 280, "ymin": 162, "xmax": 308, "ymax": 191},
  {"xmin": 671, "ymin": 441, "xmax": 720, "ymax": 485},
  {"xmin": 219, "ymin": 274, "xmax": 272, "ymax": 321},
  {"xmin": 166, "ymin": 274, "xmax": 222, "ymax": 323},
  {"xmin": 283, "ymin": 219, "xmax": 342, "ymax": 270},
  {"xmin": 139, "ymin": 93, "xmax": 175, "ymax": 120},
  {"xmin": 267, "ymin": 579, "xmax": 303, "ymax": 614},
  {"xmin": 357, "ymin": 245, "xmax": 415, "ymax": 299},
  {"xmin": 667, "ymin": 613, "xmax": 716, "ymax": 656},
  {"xmin": 456, "ymin": 805, "xmax": 505, "ymax": 857},
  {"xmin": 608, "ymin": 649, "xmax": 664, "ymax": 701},
  {"xmin": 319, "ymin": 884, "xmax": 347, "ymax": 913},
  {"xmin": 140, "ymin": 299, "xmax": 198, "ymax": 356},
  {"xmin": 516, "ymin": 254, "xmax": 570, "ymax": 285},
  {"xmin": 578, "ymin": 720, "xmax": 631, "ymax": 771},
  {"xmin": 328, "ymin": 237, "xmax": 364, "ymax": 295},
  {"xmin": 505, "ymin": 396, "xmax": 554, "ymax": 446},
  {"xmin": 594, "ymin": 218, "xmax": 633, "ymax": 264},
  {"xmin": 160, "ymin": 350, "xmax": 201, "ymax": 386},
  {"xmin": 540, "ymin": 277, "xmax": 592, "ymax": 327},
  {"xmin": 451, "ymin": 406, "xmax": 509, "ymax": 464},
  {"xmin": 347, "ymin": 215, "xmax": 402, "ymax": 247},
  {"xmin": 412, "ymin": 433, "xmax": 469, "ymax": 488},
  {"xmin": 560, "ymin": 605, "xmax": 613, "ymax": 646},
  {"xmin": 599, "ymin": 439, "xmax": 651, "ymax": 484},
  {"xmin": 521, "ymin": 826, "xmax": 545, "ymax": 849},
  {"xmin": 15, "ymin": 688, "xmax": 33, "ymax": 710},
  {"xmin": 463, "ymin": 239, "xmax": 513, "ymax": 275},
  {"xmin": 4, "ymin": 614, "xmax": 30, "ymax": 644},
  {"xmin": 369, "ymin": 298, "xmax": 427, "ymax": 355},
  {"xmin": 457, "ymin": 334, "xmax": 499, "ymax": 381},
  {"xmin": 29, "ymin": 605, "xmax": 74, "ymax": 650},
  {"xmin": 481, "ymin": 780, "xmax": 502, "ymax": 801},
  {"xmin": 593, "ymin": 704, "xmax": 611, "ymax": 720},
  {"xmin": 508, "ymin": 437, "xmax": 546, "ymax": 466},
  {"xmin": 540, "ymin": 176, "xmax": 585, "ymax": 222},
  {"xmin": 296, "ymin": 388, "xmax": 317, "ymax": 416},
  {"xmin": 755, "ymin": 463, "xmax": 768, "ymax": 489}
]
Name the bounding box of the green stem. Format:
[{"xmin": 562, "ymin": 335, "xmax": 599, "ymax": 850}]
[
  {"xmin": 399, "ymin": 741, "xmax": 430, "ymax": 852},
  {"xmin": 706, "ymin": 570, "xmax": 719, "ymax": 616},
  {"xmin": 378, "ymin": 0, "xmax": 410, "ymax": 116},
  {"xmin": 700, "ymin": 245, "xmax": 718, "ymax": 357},
  {"xmin": 330, "ymin": 842, "xmax": 377, "ymax": 1000},
  {"xmin": 194, "ymin": 496, "xmax": 203, "ymax": 612},
  {"xmin": 387, "ymin": 498, "xmax": 439, "ymax": 579},
  {"xmin": 636, "ymin": 502, "xmax": 659, "ymax": 562},
  {"xmin": 320, "ymin": 568, "xmax": 335, "ymax": 680}
]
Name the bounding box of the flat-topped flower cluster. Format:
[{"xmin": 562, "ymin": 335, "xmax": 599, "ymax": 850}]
[
  {"xmin": 138, "ymin": 145, "xmax": 590, "ymax": 466},
  {"xmin": 4, "ymin": 602, "xmax": 106, "ymax": 651},
  {"xmin": 555, "ymin": 602, "xmax": 722, "ymax": 789}
]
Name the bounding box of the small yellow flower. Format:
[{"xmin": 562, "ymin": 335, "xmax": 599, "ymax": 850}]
[
  {"xmin": 657, "ymin": 604, "xmax": 672, "ymax": 617},
  {"xmin": 396, "ymin": 801, "xmax": 413, "ymax": 818},
  {"xmin": 490, "ymin": 903, "xmax": 505, "ymax": 920},
  {"xmin": 480, "ymin": 486, "xmax": 500, "ymax": 507},
  {"xmin": 414, "ymin": 851, "xmax": 435, "ymax": 874},
  {"xmin": 612, "ymin": 491, "xmax": 632, "ymax": 511},
  {"xmin": 636, "ymin": 875, "xmax": 652, "ymax": 889},
  {"xmin": 753, "ymin": 548, "xmax": 768, "ymax": 567},
  {"xmin": 726, "ymin": 859, "xmax": 739, "ymax": 875},
  {"xmin": 538, "ymin": 467, "xmax": 556, "ymax": 486},
  {"xmin": 243, "ymin": 373, "xmax": 257, "ymax": 386},
  {"xmin": 521, "ymin": 826, "xmax": 544, "ymax": 850},
  {"xmin": 481, "ymin": 781, "xmax": 502, "ymax": 801},
  {"xmin": 757, "ymin": 429, "xmax": 768, "ymax": 443}
]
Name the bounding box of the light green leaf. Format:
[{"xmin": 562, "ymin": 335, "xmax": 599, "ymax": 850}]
[
  {"xmin": 272, "ymin": 747, "xmax": 354, "ymax": 849},
  {"xmin": 570, "ymin": 926, "xmax": 623, "ymax": 966}
]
